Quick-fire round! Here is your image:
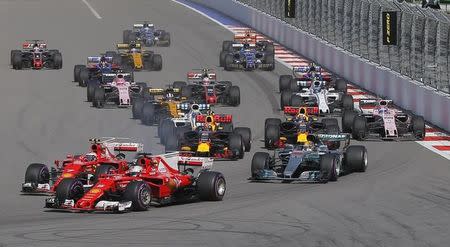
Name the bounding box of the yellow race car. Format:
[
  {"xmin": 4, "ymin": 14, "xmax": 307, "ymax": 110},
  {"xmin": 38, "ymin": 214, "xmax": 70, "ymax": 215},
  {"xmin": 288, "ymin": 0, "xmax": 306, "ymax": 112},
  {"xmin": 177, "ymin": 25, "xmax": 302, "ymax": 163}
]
[
  {"xmin": 131, "ymin": 87, "xmax": 186, "ymax": 124},
  {"xmin": 115, "ymin": 42, "xmax": 162, "ymax": 71}
]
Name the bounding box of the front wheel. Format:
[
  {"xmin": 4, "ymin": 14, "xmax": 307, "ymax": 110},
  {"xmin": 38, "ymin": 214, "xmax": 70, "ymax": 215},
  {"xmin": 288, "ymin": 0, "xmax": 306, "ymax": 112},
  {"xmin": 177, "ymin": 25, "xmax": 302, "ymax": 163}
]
[
  {"xmin": 123, "ymin": 181, "xmax": 152, "ymax": 211},
  {"xmin": 55, "ymin": 178, "xmax": 85, "ymax": 206}
]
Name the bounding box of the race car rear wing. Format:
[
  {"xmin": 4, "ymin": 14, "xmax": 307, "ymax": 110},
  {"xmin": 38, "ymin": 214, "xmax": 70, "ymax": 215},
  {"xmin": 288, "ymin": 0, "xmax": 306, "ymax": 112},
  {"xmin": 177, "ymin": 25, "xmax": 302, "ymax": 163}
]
[
  {"xmin": 133, "ymin": 23, "xmax": 154, "ymax": 28},
  {"xmin": 234, "ymin": 33, "xmax": 257, "ymax": 43},
  {"xmin": 195, "ymin": 114, "xmax": 232, "ymax": 123},
  {"xmin": 187, "ymin": 72, "xmax": 217, "ymax": 80},
  {"xmin": 117, "ymin": 43, "xmax": 142, "ymax": 51},
  {"xmin": 146, "ymin": 88, "xmax": 181, "ymax": 95},
  {"xmin": 177, "ymin": 103, "xmax": 210, "ymax": 112},
  {"xmin": 284, "ymin": 106, "xmax": 319, "ymax": 116},
  {"xmin": 22, "ymin": 41, "xmax": 47, "ymax": 50},
  {"xmin": 89, "ymin": 137, "xmax": 144, "ymax": 153},
  {"xmin": 87, "ymin": 56, "xmax": 113, "ymax": 64},
  {"xmin": 232, "ymin": 43, "xmax": 256, "ymax": 48},
  {"xmin": 314, "ymin": 133, "xmax": 351, "ymax": 148}
]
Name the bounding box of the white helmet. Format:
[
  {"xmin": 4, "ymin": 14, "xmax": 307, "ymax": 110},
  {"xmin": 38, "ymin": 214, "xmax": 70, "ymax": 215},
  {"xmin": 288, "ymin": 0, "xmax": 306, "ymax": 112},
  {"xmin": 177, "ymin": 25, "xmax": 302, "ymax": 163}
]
[{"xmin": 128, "ymin": 165, "xmax": 143, "ymax": 176}]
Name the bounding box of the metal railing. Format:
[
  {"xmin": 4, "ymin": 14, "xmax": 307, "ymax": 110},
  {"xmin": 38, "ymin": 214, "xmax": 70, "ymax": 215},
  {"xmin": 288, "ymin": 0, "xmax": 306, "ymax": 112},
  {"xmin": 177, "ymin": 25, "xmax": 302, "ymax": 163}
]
[{"xmin": 237, "ymin": 0, "xmax": 450, "ymax": 94}]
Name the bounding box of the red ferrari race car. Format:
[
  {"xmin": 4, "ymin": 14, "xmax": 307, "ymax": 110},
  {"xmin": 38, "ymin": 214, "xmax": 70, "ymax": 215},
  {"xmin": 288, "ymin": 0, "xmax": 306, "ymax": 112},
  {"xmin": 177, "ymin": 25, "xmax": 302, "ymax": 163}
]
[
  {"xmin": 21, "ymin": 138, "xmax": 143, "ymax": 195},
  {"xmin": 11, "ymin": 40, "xmax": 62, "ymax": 70},
  {"xmin": 45, "ymin": 152, "xmax": 225, "ymax": 212},
  {"xmin": 172, "ymin": 69, "xmax": 240, "ymax": 106}
]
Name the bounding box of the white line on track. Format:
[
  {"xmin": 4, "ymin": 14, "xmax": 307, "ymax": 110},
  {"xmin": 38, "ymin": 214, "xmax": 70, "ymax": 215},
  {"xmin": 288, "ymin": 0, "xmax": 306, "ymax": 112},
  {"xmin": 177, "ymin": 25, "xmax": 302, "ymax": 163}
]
[{"xmin": 81, "ymin": 0, "xmax": 102, "ymax": 19}]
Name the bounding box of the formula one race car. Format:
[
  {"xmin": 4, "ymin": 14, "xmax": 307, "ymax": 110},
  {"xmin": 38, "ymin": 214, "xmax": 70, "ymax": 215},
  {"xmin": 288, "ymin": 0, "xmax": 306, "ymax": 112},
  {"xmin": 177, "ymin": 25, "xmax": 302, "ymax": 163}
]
[
  {"xmin": 74, "ymin": 54, "xmax": 122, "ymax": 87},
  {"xmin": 165, "ymin": 114, "xmax": 251, "ymax": 160},
  {"xmin": 157, "ymin": 102, "xmax": 211, "ymax": 145},
  {"xmin": 114, "ymin": 42, "xmax": 162, "ymax": 71},
  {"xmin": 45, "ymin": 152, "xmax": 225, "ymax": 212},
  {"xmin": 123, "ymin": 22, "xmax": 170, "ymax": 47},
  {"xmin": 173, "ymin": 69, "xmax": 240, "ymax": 106},
  {"xmin": 132, "ymin": 87, "xmax": 188, "ymax": 125},
  {"xmin": 21, "ymin": 138, "xmax": 143, "ymax": 195},
  {"xmin": 250, "ymin": 134, "xmax": 368, "ymax": 183},
  {"xmin": 279, "ymin": 63, "xmax": 335, "ymax": 92},
  {"xmin": 264, "ymin": 106, "xmax": 341, "ymax": 149},
  {"xmin": 11, "ymin": 40, "xmax": 62, "ymax": 70},
  {"xmin": 281, "ymin": 76, "xmax": 353, "ymax": 115},
  {"xmin": 91, "ymin": 73, "xmax": 148, "ymax": 108},
  {"xmin": 341, "ymin": 99, "xmax": 425, "ymax": 141}
]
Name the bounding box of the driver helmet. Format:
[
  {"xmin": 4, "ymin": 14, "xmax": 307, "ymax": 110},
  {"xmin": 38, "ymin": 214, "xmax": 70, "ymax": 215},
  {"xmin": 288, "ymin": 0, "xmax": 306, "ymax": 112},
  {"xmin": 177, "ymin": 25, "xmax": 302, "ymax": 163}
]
[
  {"xmin": 144, "ymin": 26, "xmax": 150, "ymax": 32},
  {"xmin": 309, "ymin": 62, "xmax": 317, "ymax": 72},
  {"xmin": 114, "ymin": 74, "xmax": 126, "ymax": 84},
  {"xmin": 100, "ymin": 56, "xmax": 108, "ymax": 68},
  {"xmin": 84, "ymin": 152, "xmax": 97, "ymax": 162},
  {"xmin": 165, "ymin": 92, "xmax": 174, "ymax": 100},
  {"xmin": 127, "ymin": 165, "xmax": 143, "ymax": 176}
]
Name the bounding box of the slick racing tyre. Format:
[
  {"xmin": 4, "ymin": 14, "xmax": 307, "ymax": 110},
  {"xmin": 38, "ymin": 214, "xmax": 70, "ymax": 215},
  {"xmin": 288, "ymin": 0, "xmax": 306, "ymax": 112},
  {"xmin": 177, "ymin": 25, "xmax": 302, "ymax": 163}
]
[
  {"xmin": 132, "ymin": 98, "xmax": 145, "ymax": 119},
  {"xmin": 234, "ymin": 127, "xmax": 251, "ymax": 152},
  {"xmin": 74, "ymin": 65, "xmax": 85, "ymax": 82},
  {"xmin": 342, "ymin": 110, "xmax": 357, "ymax": 133},
  {"xmin": 320, "ymin": 154, "xmax": 339, "ymax": 183},
  {"xmin": 265, "ymin": 118, "xmax": 281, "ymax": 128},
  {"xmin": 251, "ymin": 152, "xmax": 270, "ymax": 178},
  {"xmin": 341, "ymin": 94, "xmax": 354, "ymax": 111},
  {"xmin": 123, "ymin": 181, "xmax": 152, "ymax": 211},
  {"xmin": 264, "ymin": 124, "xmax": 280, "ymax": 149},
  {"xmin": 279, "ymin": 75, "xmax": 293, "ymax": 92},
  {"xmin": 93, "ymin": 87, "xmax": 106, "ymax": 108},
  {"xmin": 228, "ymin": 86, "xmax": 240, "ymax": 106},
  {"xmin": 411, "ymin": 116, "xmax": 425, "ymax": 140},
  {"xmin": 335, "ymin": 79, "xmax": 347, "ymax": 92},
  {"xmin": 228, "ymin": 134, "xmax": 244, "ymax": 159},
  {"xmin": 151, "ymin": 54, "xmax": 163, "ymax": 71},
  {"xmin": 24, "ymin": 163, "xmax": 50, "ymax": 185},
  {"xmin": 197, "ymin": 171, "xmax": 226, "ymax": 201},
  {"xmin": 164, "ymin": 133, "xmax": 179, "ymax": 153},
  {"xmin": 352, "ymin": 116, "xmax": 368, "ymax": 140},
  {"xmin": 280, "ymin": 90, "xmax": 292, "ymax": 109},
  {"xmin": 79, "ymin": 68, "xmax": 89, "ymax": 87},
  {"xmin": 141, "ymin": 103, "xmax": 156, "ymax": 125},
  {"xmin": 55, "ymin": 178, "xmax": 84, "ymax": 206},
  {"xmin": 344, "ymin": 146, "xmax": 368, "ymax": 172}
]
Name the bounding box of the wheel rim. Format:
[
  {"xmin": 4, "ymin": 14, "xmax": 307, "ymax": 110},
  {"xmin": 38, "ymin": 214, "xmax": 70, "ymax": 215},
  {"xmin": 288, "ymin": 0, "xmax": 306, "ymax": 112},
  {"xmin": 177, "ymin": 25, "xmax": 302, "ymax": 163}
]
[
  {"xmin": 363, "ymin": 150, "xmax": 368, "ymax": 169},
  {"xmin": 216, "ymin": 178, "xmax": 226, "ymax": 196},
  {"xmin": 139, "ymin": 187, "xmax": 151, "ymax": 205},
  {"xmin": 335, "ymin": 159, "xmax": 341, "ymax": 176},
  {"xmin": 39, "ymin": 168, "xmax": 50, "ymax": 183}
]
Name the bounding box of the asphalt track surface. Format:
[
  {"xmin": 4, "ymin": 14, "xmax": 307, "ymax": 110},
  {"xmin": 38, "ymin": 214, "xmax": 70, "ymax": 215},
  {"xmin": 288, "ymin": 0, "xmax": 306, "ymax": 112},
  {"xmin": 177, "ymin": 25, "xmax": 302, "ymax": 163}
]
[{"xmin": 0, "ymin": 0, "xmax": 449, "ymax": 246}]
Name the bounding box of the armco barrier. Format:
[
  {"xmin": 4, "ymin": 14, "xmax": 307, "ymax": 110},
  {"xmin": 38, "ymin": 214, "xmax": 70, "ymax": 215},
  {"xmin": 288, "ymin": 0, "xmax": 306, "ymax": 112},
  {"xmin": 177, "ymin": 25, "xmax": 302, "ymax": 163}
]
[{"xmin": 189, "ymin": 0, "xmax": 450, "ymax": 132}]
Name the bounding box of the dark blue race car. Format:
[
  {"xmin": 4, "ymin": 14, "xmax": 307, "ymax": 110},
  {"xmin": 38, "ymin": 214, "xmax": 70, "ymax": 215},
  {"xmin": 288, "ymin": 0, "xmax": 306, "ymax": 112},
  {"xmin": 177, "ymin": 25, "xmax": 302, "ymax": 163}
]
[
  {"xmin": 123, "ymin": 22, "xmax": 170, "ymax": 47},
  {"xmin": 220, "ymin": 42, "xmax": 275, "ymax": 71}
]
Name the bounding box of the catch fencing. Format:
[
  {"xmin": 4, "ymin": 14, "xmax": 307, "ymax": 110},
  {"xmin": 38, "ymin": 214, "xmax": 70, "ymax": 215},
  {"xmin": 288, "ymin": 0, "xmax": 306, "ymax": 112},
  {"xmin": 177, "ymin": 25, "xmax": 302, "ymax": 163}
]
[{"xmin": 238, "ymin": 0, "xmax": 450, "ymax": 94}]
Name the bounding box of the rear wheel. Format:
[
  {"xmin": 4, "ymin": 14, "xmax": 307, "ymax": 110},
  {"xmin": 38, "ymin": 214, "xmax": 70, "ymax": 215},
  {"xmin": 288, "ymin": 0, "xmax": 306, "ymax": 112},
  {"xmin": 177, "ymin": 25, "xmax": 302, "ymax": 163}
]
[
  {"xmin": 352, "ymin": 116, "xmax": 367, "ymax": 140},
  {"xmin": 251, "ymin": 152, "xmax": 270, "ymax": 178},
  {"xmin": 335, "ymin": 79, "xmax": 347, "ymax": 92},
  {"xmin": 161, "ymin": 32, "xmax": 171, "ymax": 46},
  {"xmin": 224, "ymin": 54, "xmax": 234, "ymax": 71},
  {"xmin": 93, "ymin": 87, "xmax": 105, "ymax": 108},
  {"xmin": 264, "ymin": 124, "xmax": 280, "ymax": 149},
  {"xmin": 79, "ymin": 68, "xmax": 89, "ymax": 87},
  {"xmin": 411, "ymin": 116, "xmax": 425, "ymax": 140},
  {"xmin": 219, "ymin": 51, "xmax": 227, "ymax": 67},
  {"xmin": 265, "ymin": 118, "xmax": 281, "ymax": 128},
  {"xmin": 123, "ymin": 181, "xmax": 152, "ymax": 211},
  {"xmin": 321, "ymin": 118, "xmax": 339, "ymax": 130},
  {"xmin": 159, "ymin": 119, "xmax": 175, "ymax": 145},
  {"xmin": 264, "ymin": 54, "xmax": 275, "ymax": 71},
  {"xmin": 279, "ymin": 75, "xmax": 293, "ymax": 92},
  {"xmin": 222, "ymin": 40, "xmax": 233, "ymax": 52},
  {"xmin": 87, "ymin": 81, "xmax": 98, "ymax": 102},
  {"xmin": 228, "ymin": 86, "xmax": 240, "ymax": 106},
  {"xmin": 141, "ymin": 103, "xmax": 156, "ymax": 125},
  {"xmin": 344, "ymin": 146, "xmax": 368, "ymax": 172},
  {"xmin": 53, "ymin": 53, "xmax": 62, "ymax": 69},
  {"xmin": 234, "ymin": 127, "xmax": 251, "ymax": 152},
  {"xmin": 228, "ymin": 134, "xmax": 244, "ymax": 159},
  {"xmin": 74, "ymin": 65, "xmax": 85, "ymax": 82},
  {"xmin": 12, "ymin": 52, "xmax": 22, "ymax": 70},
  {"xmin": 197, "ymin": 171, "xmax": 226, "ymax": 201},
  {"xmin": 280, "ymin": 90, "xmax": 292, "ymax": 109},
  {"xmin": 290, "ymin": 95, "xmax": 303, "ymax": 107},
  {"xmin": 10, "ymin": 50, "xmax": 20, "ymax": 65},
  {"xmin": 181, "ymin": 85, "xmax": 193, "ymax": 98},
  {"xmin": 164, "ymin": 133, "xmax": 179, "ymax": 153},
  {"xmin": 152, "ymin": 54, "xmax": 162, "ymax": 71},
  {"xmin": 132, "ymin": 98, "xmax": 145, "ymax": 119},
  {"xmin": 342, "ymin": 110, "xmax": 357, "ymax": 133},
  {"xmin": 342, "ymin": 94, "xmax": 354, "ymax": 111}
]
